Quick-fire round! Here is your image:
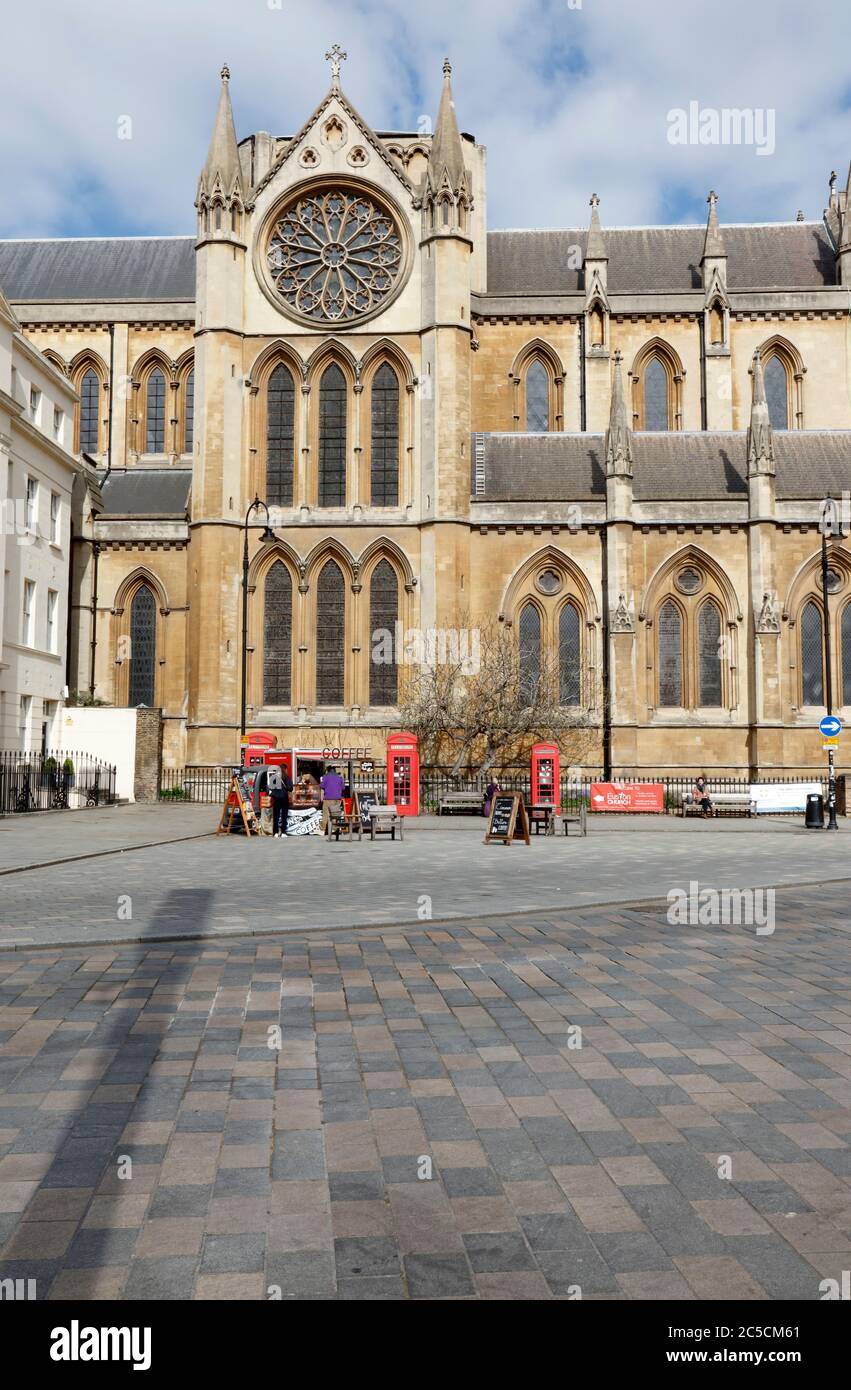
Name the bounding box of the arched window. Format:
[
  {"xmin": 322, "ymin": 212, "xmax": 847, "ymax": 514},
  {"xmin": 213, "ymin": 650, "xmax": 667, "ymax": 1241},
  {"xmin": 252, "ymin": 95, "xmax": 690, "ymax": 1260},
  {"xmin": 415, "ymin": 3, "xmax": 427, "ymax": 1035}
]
[
  {"xmin": 371, "ymin": 364, "xmax": 399, "ymax": 506},
  {"xmin": 267, "ymin": 365, "xmax": 295, "ymax": 507},
  {"xmin": 79, "ymin": 368, "xmax": 100, "ymax": 455},
  {"xmin": 128, "ymin": 586, "xmax": 156, "ymax": 707},
  {"xmin": 800, "ymin": 601, "xmax": 824, "ymax": 706},
  {"xmin": 764, "ymin": 356, "xmax": 789, "ymax": 430},
  {"xmin": 698, "ymin": 601, "xmax": 722, "ymax": 707},
  {"xmin": 526, "ymin": 360, "xmax": 550, "ymax": 432},
  {"xmin": 369, "ymin": 560, "xmax": 398, "ymax": 706},
  {"xmin": 183, "ymin": 369, "xmax": 194, "ymax": 454},
  {"xmin": 316, "ymin": 560, "xmax": 345, "ymax": 705},
  {"xmin": 658, "ymin": 601, "xmax": 683, "ymax": 706},
  {"xmin": 145, "ymin": 368, "xmax": 166, "ymax": 453},
  {"xmin": 263, "ymin": 562, "xmax": 292, "ymax": 705},
  {"xmin": 559, "ymin": 602, "xmax": 581, "ymax": 706},
  {"xmin": 519, "ymin": 603, "xmax": 541, "ymax": 704},
  {"xmin": 843, "ymin": 604, "xmax": 851, "ymax": 706},
  {"xmin": 318, "ymin": 364, "xmax": 347, "ymax": 507},
  {"xmin": 644, "ymin": 357, "xmax": 669, "ymax": 431}
]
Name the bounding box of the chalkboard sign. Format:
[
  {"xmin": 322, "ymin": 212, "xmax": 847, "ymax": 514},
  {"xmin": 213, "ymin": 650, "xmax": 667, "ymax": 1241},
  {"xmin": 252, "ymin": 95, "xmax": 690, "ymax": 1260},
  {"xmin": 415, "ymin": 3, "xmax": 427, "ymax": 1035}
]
[
  {"xmin": 216, "ymin": 773, "xmax": 261, "ymax": 837},
  {"xmin": 485, "ymin": 792, "xmax": 530, "ymax": 846},
  {"xmin": 355, "ymin": 790, "xmax": 378, "ymax": 831}
]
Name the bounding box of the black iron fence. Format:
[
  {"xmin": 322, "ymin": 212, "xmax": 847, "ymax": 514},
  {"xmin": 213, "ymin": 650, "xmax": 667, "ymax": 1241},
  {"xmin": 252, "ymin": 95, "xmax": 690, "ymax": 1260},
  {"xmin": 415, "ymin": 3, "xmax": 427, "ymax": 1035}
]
[
  {"xmin": 160, "ymin": 763, "xmax": 831, "ymax": 816},
  {"xmin": 0, "ymin": 749, "xmax": 117, "ymax": 815}
]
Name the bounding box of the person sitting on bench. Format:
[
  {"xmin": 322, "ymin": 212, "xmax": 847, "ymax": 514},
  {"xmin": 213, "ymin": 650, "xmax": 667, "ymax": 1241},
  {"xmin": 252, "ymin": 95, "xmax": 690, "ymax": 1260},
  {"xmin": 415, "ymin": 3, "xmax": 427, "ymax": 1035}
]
[{"xmin": 692, "ymin": 775, "xmax": 713, "ymax": 818}]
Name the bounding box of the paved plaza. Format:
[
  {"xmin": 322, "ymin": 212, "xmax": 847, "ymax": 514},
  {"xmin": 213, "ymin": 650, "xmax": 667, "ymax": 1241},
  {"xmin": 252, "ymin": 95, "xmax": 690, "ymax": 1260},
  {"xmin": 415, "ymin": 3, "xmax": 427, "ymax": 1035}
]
[
  {"xmin": 0, "ymin": 864, "xmax": 850, "ymax": 1300},
  {"xmin": 1, "ymin": 804, "xmax": 850, "ymax": 948}
]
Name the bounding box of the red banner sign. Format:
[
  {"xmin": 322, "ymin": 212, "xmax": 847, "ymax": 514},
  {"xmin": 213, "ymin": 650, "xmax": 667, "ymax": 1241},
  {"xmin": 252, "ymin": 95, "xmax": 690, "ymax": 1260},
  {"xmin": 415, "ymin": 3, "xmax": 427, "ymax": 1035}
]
[{"xmin": 590, "ymin": 781, "xmax": 665, "ymax": 813}]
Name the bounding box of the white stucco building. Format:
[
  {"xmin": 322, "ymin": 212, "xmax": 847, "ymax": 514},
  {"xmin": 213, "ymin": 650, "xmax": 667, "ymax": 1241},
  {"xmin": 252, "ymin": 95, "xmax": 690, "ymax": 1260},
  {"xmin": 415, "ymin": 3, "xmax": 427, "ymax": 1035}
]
[{"xmin": 0, "ymin": 286, "xmax": 79, "ymax": 751}]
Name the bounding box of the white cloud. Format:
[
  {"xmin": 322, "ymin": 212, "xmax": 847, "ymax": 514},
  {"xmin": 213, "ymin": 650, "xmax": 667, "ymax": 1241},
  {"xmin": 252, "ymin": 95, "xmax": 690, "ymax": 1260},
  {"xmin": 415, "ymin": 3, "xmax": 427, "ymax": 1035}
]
[{"xmin": 1, "ymin": 0, "xmax": 849, "ymax": 237}]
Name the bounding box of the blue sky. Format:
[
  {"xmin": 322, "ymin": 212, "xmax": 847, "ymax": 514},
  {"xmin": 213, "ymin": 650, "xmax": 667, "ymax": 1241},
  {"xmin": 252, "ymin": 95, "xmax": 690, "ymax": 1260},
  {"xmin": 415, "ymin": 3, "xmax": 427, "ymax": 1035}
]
[{"xmin": 2, "ymin": 0, "xmax": 850, "ymax": 238}]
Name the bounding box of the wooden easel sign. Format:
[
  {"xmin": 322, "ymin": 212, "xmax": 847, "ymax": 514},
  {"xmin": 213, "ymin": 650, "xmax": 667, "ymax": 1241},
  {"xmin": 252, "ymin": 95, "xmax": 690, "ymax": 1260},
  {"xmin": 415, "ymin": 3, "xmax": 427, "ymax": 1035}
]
[
  {"xmin": 484, "ymin": 791, "xmax": 531, "ymax": 845},
  {"xmin": 216, "ymin": 773, "xmax": 261, "ymax": 836}
]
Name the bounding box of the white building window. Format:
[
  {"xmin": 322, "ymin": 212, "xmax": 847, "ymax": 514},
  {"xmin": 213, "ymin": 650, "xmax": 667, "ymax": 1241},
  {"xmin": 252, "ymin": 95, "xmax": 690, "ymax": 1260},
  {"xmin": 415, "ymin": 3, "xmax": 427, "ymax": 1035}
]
[
  {"xmin": 30, "ymin": 386, "xmax": 41, "ymax": 419},
  {"xmin": 53, "ymin": 407, "xmax": 63, "ymax": 440},
  {"xmin": 43, "ymin": 699, "xmax": 57, "ymax": 752},
  {"xmin": 23, "ymin": 579, "xmax": 35, "ymax": 646},
  {"xmin": 47, "ymin": 589, "xmax": 58, "ymax": 654},
  {"xmin": 25, "ymin": 477, "xmax": 38, "ymax": 532},
  {"xmin": 20, "ymin": 695, "xmax": 32, "ymax": 752},
  {"xmin": 50, "ymin": 493, "xmax": 60, "ymax": 544}
]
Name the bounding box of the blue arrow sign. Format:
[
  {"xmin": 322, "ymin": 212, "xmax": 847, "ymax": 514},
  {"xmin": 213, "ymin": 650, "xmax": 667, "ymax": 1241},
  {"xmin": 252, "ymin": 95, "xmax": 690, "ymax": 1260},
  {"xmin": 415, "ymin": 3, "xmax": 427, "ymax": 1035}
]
[{"xmin": 819, "ymin": 715, "xmax": 842, "ymax": 737}]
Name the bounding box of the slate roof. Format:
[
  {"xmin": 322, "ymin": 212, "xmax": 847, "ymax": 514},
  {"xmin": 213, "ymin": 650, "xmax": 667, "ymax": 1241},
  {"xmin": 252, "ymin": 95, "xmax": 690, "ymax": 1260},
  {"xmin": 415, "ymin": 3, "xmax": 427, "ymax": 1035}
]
[
  {"xmin": 472, "ymin": 431, "xmax": 851, "ymax": 502},
  {"xmin": 98, "ymin": 469, "xmax": 192, "ymax": 516},
  {"xmin": 485, "ymin": 222, "xmax": 836, "ymax": 296},
  {"xmin": 0, "ymin": 237, "xmax": 195, "ymax": 302}
]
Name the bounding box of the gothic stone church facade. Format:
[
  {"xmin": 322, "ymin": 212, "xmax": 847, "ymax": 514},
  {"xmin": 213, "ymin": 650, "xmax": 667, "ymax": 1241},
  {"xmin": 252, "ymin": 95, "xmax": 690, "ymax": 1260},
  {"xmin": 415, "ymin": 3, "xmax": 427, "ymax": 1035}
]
[{"xmin": 2, "ymin": 57, "xmax": 851, "ymax": 775}]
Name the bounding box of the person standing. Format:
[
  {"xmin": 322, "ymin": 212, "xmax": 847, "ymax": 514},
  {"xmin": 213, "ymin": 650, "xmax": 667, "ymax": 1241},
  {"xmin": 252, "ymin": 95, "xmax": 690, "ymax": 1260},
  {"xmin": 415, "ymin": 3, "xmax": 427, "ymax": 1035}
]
[
  {"xmin": 267, "ymin": 763, "xmax": 293, "ymax": 838},
  {"xmin": 320, "ymin": 765, "xmax": 346, "ymax": 835},
  {"xmin": 483, "ymin": 777, "xmax": 501, "ymax": 818}
]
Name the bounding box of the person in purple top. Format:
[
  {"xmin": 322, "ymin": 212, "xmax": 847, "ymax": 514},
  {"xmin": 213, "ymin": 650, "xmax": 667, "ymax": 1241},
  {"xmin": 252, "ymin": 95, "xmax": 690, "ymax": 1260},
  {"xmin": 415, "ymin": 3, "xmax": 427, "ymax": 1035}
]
[{"xmin": 320, "ymin": 766, "xmax": 346, "ymax": 835}]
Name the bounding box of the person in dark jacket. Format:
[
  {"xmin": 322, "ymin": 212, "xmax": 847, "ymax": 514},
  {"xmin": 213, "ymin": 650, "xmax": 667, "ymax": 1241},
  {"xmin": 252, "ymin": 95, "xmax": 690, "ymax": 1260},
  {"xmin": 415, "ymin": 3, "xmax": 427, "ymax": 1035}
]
[
  {"xmin": 267, "ymin": 763, "xmax": 293, "ymax": 838},
  {"xmin": 483, "ymin": 778, "xmax": 501, "ymax": 817}
]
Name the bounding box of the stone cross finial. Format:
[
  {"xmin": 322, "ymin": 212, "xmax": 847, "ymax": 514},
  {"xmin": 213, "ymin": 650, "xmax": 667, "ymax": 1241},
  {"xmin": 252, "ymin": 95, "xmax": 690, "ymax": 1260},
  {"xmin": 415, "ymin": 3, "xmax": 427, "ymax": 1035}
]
[
  {"xmin": 590, "ymin": 193, "xmax": 599, "ymax": 208},
  {"xmin": 443, "ymin": 57, "xmax": 452, "ymax": 78},
  {"xmin": 830, "ymin": 170, "xmax": 838, "ymax": 193},
  {"xmin": 325, "ymin": 44, "xmax": 347, "ymax": 83},
  {"xmin": 707, "ymin": 190, "xmax": 717, "ymax": 206},
  {"xmin": 221, "ymin": 63, "xmax": 230, "ymax": 82}
]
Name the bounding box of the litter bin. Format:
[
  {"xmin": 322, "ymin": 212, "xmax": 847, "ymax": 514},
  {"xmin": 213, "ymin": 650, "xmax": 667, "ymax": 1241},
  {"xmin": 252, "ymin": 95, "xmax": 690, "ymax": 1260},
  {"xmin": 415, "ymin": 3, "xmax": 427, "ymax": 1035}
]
[{"xmin": 805, "ymin": 792, "xmax": 824, "ymax": 829}]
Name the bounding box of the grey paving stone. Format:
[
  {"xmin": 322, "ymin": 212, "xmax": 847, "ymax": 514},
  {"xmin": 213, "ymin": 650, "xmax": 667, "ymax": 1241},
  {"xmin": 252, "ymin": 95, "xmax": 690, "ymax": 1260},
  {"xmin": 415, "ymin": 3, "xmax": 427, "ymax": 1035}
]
[
  {"xmin": 124, "ymin": 1257, "xmax": 198, "ymax": 1300},
  {"xmin": 462, "ymin": 1232, "xmax": 536, "ymax": 1273},
  {"xmin": 334, "ymin": 1237, "xmax": 400, "ymax": 1279},
  {"xmin": 404, "ymin": 1252, "xmax": 475, "ymax": 1299}
]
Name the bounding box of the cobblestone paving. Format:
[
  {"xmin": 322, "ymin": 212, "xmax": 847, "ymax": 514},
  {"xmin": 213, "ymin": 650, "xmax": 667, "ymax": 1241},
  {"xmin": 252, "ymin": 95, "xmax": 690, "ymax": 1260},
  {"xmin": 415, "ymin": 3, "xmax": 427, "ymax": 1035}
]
[{"xmin": 1, "ymin": 886, "xmax": 850, "ymax": 1300}]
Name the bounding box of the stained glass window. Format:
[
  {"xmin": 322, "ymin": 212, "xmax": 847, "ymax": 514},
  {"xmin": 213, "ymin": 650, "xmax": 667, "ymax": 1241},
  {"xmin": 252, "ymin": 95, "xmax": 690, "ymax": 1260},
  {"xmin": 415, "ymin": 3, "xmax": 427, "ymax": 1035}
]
[
  {"xmin": 371, "ymin": 364, "xmax": 399, "ymax": 505},
  {"xmin": 263, "ymin": 562, "xmax": 292, "ymax": 705},
  {"xmin": 319, "ymin": 364, "xmax": 347, "ymax": 507},
  {"xmin": 644, "ymin": 357, "xmax": 669, "ymax": 430},
  {"xmin": 316, "ymin": 560, "xmax": 345, "ymax": 705},
  {"xmin": 128, "ymin": 586, "xmax": 156, "ymax": 707},
  {"xmin": 519, "ymin": 603, "xmax": 541, "ymax": 704},
  {"xmin": 183, "ymin": 370, "xmax": 194, "ymax": 453},
  {"xmin": 146, "ymin": 368, "xmax": 166, "ymax": 453},
  {"xmin": 266, "ymin": 187, "xmax": 403, "ymax": 323},
  {"xmin": 267, "ymin": 365, "xmax": 295, "ymax": 507},
  {"xmin": 559, "ymin": 603, "xmax": 581, "ymax": 706},
  {"xmin": 764, "ymin": 356, "xmax": 789, "ymax": 430},
  {"xmin": 842, "ymin": 604, "xmax": 851, "ymax": 705},
  {"xmin": 698, "ymin": 601, "xmax": 723, "ymax": 707},
  {"xmin": 369, "ymin": 560, "xmax": 398, "ymax": 705},
  {"xmin": 658, "ymin": 601, "xmax": 682, "ymax": 706},
  {"xmin": 79, "ymin": 369, "xmax": 100, "ymax": 454},
  {"xmin": 526, "ymin": 360, "xmax": 549, "ymax": 432},
  {"xmin": 801, "ymin": 601, "xmax": 824, "ymax": 705}
]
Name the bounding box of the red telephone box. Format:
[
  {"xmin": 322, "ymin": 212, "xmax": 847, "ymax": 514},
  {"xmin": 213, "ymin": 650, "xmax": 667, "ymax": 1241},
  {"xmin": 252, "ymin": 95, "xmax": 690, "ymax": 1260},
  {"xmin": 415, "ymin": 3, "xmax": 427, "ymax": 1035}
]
[
  {"xmin": 531, "ymin": 742, "xmax": 560, "ymax": 807},
  {"xmin": 387, "ymin": 732, "xmax": 419, "ymax": 816}
]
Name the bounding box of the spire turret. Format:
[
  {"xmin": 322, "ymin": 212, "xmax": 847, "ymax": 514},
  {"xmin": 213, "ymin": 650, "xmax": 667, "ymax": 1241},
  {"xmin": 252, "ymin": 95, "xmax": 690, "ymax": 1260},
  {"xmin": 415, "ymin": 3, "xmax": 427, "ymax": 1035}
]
[
  {"xmin": 585, "ymin": 193, "xmax": 607, "ymax": 263},
  {"xmin": 747, "ymin": 349, "xmax": 774, "ymax": 476},
  {"xmin": 605, "ymin": 352, "xmax": 633, "ymax": 477},
  {"xmin": 425, "ymin": 60, "xmax": 471, "ymax": 230},
  {"xmin": 196, "ymin": 64, "xmax": 244, "ymax": 228},
  {"xmin": 701, "ymin": 190, "xmax": 726, "ymax": 262}
]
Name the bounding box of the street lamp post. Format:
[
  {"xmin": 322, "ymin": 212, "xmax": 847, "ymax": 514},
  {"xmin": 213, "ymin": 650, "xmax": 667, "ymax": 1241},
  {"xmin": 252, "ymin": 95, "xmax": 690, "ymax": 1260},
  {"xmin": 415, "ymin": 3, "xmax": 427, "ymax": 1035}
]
[
  {"xmin": 821, "ymin": 503, "xmax": 839, "ymax": 830},
  {"xmin": 240, "ymin": 496, "xmax": 277, "ymax": 743}
]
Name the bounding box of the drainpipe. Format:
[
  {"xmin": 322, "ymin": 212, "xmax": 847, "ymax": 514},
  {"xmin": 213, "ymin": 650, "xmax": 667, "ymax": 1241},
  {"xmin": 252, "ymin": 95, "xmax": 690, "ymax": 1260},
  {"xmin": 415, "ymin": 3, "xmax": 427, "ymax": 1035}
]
[
  {"xmin": 105, "ymin": 323, "xmax": 115, "ymax": 480},
  {"xmin": 89, "ymin": 539, "xmax": 100, "ymax": 698},
  {"xmin": 600, "ymin": 523, "xmax": 612, "ymax": 780},
  {"xmin": 579, "ymin": 315, "xmax": 587, "ymax": 432}
]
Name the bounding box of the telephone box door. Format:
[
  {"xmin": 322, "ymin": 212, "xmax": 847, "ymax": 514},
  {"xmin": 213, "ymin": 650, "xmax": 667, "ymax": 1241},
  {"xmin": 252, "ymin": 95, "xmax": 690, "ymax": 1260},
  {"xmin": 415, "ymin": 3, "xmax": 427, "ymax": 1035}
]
[
  {"xmin": 531, "ymin": 742, "xmax": 560, "ymax": 806},
  {"xmin": 387, "ymin": 732, "xmax": 419, "ymax": 816}
]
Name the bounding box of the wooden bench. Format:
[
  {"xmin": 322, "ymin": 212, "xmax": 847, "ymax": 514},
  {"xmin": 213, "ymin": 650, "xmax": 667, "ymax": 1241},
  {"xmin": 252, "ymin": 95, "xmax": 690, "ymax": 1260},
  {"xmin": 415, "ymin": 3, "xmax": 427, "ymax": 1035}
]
[
  {"xmin": 369, "ymin": 805, "xmax": 404, "ymax": 840},
  {"xmin": 438, "ymin": 790, "xmax": 483, "ymax": 816},
  {"xmin": 681, "ymin": 791, "xmax": 755, "ymax": 817},
  {"xmin": 562, "ymin": 803, "xmax": 588, "ymax": 837}
]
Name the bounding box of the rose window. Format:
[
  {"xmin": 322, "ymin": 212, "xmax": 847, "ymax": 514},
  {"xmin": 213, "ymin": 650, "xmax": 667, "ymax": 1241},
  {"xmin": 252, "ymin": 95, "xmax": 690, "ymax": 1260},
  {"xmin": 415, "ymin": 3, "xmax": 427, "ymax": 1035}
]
[{"xmin": 266, "ymin": 187, "xmax": 404, "ymax": 323}]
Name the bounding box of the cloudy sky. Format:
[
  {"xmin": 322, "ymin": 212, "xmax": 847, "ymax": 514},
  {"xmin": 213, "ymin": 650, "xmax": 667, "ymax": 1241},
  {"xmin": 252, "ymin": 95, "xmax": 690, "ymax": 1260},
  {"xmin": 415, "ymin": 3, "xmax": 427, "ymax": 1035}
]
[{"xmin": 2, "ymin": 0, "xmax": 850, "ymax": 238}]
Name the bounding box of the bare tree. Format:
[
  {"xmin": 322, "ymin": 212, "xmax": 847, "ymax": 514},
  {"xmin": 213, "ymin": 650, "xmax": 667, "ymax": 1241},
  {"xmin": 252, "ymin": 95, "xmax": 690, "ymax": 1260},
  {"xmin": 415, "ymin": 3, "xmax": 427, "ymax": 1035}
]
[{"xmin": 399, "ymin": 614, "xmax": 598, "ymax": 778}]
